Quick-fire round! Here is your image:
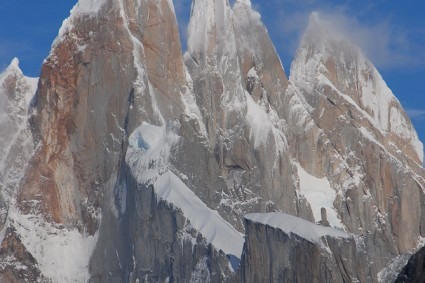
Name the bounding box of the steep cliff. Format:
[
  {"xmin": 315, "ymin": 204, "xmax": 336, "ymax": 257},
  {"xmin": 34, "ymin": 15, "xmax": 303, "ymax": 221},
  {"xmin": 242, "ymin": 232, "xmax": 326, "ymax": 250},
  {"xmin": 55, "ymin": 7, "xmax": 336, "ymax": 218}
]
[
  {"xmin": 0, "ymin": 0, "xmax": 424, "ymax": 282},
  {"xmin": 182, "ymin": 0, "xmax": 303, "ymax": 233},
  {"xmin": 241, "ymin": 213, "xmax": 370, "ymax": 282}
]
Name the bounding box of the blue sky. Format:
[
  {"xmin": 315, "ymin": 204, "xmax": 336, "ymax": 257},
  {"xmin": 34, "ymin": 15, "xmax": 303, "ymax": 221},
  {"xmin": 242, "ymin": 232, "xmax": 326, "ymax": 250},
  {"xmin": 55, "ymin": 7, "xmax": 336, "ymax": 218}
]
[{"xmin": 1, "ymin": 0, "xmax": 424, "ymax": 147}]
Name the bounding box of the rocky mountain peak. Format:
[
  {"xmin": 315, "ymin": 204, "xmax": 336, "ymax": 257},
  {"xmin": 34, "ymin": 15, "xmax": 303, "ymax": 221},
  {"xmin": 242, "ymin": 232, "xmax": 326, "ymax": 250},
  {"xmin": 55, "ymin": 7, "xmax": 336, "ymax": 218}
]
[
  {"xmin": 2, "ymin": 57, "xmax": 22, "ymax": 77},
  {"xmin": 0, "ymin": 2, "xmax": 425, "ymax": 282},
  {"xmin": 0, "ymin": 58, "xmax": 37, "ymax": 109},
  {"xmin": 291, "ymin": 12, "xmax": 423, "ymax": 164}
]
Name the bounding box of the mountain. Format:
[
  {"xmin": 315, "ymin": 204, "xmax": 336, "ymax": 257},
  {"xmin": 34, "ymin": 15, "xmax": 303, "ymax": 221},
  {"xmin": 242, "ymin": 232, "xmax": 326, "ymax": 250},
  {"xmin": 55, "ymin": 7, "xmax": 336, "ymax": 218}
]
[
  {"xmin": 0, "ymin": 0, "xmax": 424, "ymax": 282},
  {"xmin": 286, "ymin": 13, "xmax": 425, "ymax": 280}
]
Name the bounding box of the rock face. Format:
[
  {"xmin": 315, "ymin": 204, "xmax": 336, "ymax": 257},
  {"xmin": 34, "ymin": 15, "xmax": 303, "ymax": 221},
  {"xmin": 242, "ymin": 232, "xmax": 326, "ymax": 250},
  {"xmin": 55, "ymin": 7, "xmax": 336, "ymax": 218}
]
[
  {"xmin": 241, "ymin": 213, "xmax": 370, "ymax": 282},
  {"xmin": 395, "ymin": 246, "xmax": 425, "ymax": 283},
  {"xmin": 90, "ymin": 163, "xmax": 237, "ymax": 282},
  {"xmin": 182, "ymin": 0, "xmax": 302, "ymax": 233},
  {"xmin": 0, "ymin": 0, "xmax": 424, "ymax": 282}
]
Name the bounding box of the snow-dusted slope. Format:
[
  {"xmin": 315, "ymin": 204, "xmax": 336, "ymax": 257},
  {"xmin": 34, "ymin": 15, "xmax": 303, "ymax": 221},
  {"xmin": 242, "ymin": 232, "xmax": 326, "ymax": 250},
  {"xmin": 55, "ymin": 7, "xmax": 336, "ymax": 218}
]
[
  {"xmin": 0, "ymin": 58, "xmax": 37, "ymax": 205},
  {"xmin": 7, "ymin": 208, "xmax": 98, "ymax": 282},
  {"xmin": 295, "ymin": 163, "xmax": 344, "ymax": 229}
]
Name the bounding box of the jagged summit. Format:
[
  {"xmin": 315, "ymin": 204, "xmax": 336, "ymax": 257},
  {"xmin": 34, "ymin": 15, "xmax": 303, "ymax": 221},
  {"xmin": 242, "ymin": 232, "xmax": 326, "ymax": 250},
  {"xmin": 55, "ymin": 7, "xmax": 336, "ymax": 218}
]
[
  {"xmin": 1, "ymin": 58, "xmax": 28, "ymax": 91},
  {"xmin": 0, "ymin": 1, "xmax": 424, "ymax": 282},
  {"xmin": 291, "ymin": 11, "xmax": 423, "ymax": 164},
  {"xmin": 0, "ymin": 57, "xmax": 37, "ymax": 107},
  {"xmin": 52, "ymin": 0, "xmax": 107, "ymax": 49},
  {"xmin": 2, "ymin": 57, "xmax": 22, "ymax": 75}
]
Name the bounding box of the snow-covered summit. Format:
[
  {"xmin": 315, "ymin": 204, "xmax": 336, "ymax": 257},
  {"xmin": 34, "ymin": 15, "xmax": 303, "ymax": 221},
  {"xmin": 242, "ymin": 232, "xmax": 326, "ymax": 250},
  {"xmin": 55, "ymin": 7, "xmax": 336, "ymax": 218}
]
[
  {"xmin": 290, "ymin": 12, "xmax": 423, "ymax": 163},
  {"xmin": 52, "ymin": 0, "xmax": 107, "ymax": 48},
  {"xmin": 4, "ymin": 57, "xmax": 21, "ymax": 74},
  {"xmin": 1, "ymin": 58, "xmax": 24, "ymax": 86},
  {"xmin": 0, "ymin": 58, "xmax": 38, "ymax": 107}
]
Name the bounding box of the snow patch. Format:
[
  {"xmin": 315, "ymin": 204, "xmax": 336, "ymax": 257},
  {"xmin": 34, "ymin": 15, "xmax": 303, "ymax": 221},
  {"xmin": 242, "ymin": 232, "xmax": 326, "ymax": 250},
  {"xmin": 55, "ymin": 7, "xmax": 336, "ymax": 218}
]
[
  {"xmin": 181, "ymin": 68, "xmax": 208, "ymax": 138},
  {"xmin": 358, "ymin": 126, "xmax": 383, "ymax": 147},
  {"xmin": 9, "ymin": 210, "xmax": 98, "ymax": 282},
  {"xmin": 245, "ymin": 92, "xmax": 272, "ymax": 148},
  {"xmin": 245, "ymin": 91, "xmax": 287, "ymax": 151},
  {"xmin": 24, "ymin": 77, "xmax": 38, "ymax": 106},
  {"xmin": 8, "ymin": 57, "xmax": 20, "ymax": 71},
  {"xmin": 155, "ymin": 171, "xmax": 244, "ymax": 259},
  {"xmin": 296, "ymin": 163, "xmax": 345, "ymax": 229},
  {"xmin": 247, "ymin": 66, "xmax": 258, "ymax": 80},
  {"xmin": 127, "ymin": 122, "xmax": 178, "ymax": 184},
  {"xmin": 246, "ymin": 212, "xmax": 349, "ymax": 245}
]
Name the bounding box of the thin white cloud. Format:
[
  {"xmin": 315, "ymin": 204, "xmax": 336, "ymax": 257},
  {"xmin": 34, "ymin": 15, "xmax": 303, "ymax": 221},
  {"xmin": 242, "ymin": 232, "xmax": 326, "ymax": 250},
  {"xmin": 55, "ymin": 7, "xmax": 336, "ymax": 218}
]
[
  {"xmin": 253, "ymin": 0, "xmax": 425, "ymax": 70},
  {"xmin": 173, "ymin": 0, "xmax": 425, "ymax": 69},
  {"xmin": 406, "ymin": 109, "xmax": 425, "ymax": 120},
  {"xmin": 310, "ymin": 11, "xmax": 425, "ymax": 70}
]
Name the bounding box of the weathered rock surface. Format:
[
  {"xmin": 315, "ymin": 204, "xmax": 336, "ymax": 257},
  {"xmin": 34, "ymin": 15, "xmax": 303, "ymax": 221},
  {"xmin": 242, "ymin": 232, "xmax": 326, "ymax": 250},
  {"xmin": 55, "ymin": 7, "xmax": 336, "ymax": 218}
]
[
  {"xmin": 181, "ymin": 0, "xmax": 312, "ymax": 233},
  {"xmin": 395, "ymin": 246, "xmax": 425, "ymax": 283},
  {"xmin": 0, "ymin": 0, "xmax": 424, "ymax": 282},
  {"xmin": 241, "ymin": 213, "xmax": 371, "ymax": 282},
  {"xmin": 90, "ymin": 162, "xmax": 235, "ymax": 283}
]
